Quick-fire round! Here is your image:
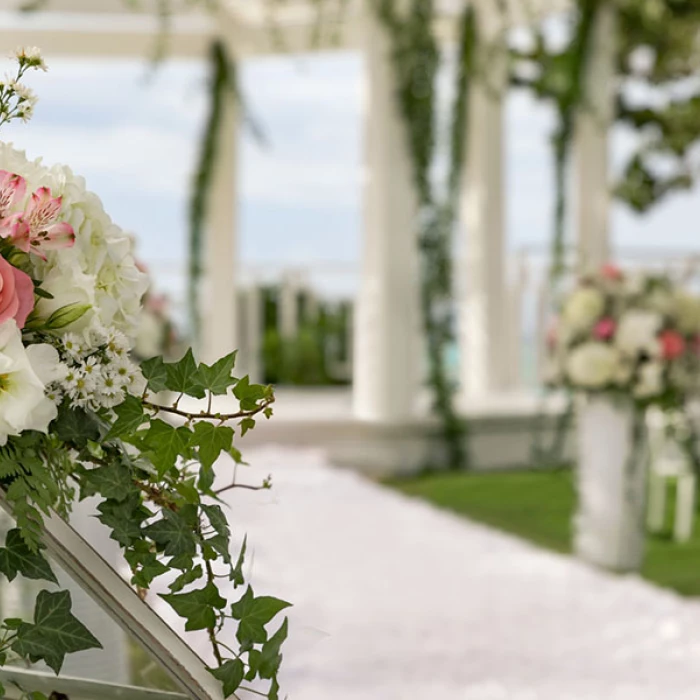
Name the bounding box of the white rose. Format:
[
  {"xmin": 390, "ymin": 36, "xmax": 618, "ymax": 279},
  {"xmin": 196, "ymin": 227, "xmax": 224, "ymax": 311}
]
[
  {"xmin": 35, "ymin": 267, "xmax": 95, "ymax": 332},
  {"xmin": 0, "ymin": 321, "xmax": 57, "ymax": 445},
  {"xmin": 566, "ymin": 342, "xmax": 620, "ymax": 389},
  {"xmin": 562, "ymin": 288, "xmax": 605, "ymax": 333},
  {"xmin": 615, "ymin": 310, "xmax": 662, "ymax": 358},
  {"xmin": 673, "ymin": 291, "xmax": 700, "ymax": 335},
  {"xmin": 635, "ymin": 361, "xmax": 664, "ymax": 399}
]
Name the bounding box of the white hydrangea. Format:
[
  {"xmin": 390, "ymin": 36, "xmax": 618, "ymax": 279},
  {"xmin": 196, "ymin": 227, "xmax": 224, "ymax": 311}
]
[
  {"xmin": 615, "ymin": 310, "xmax": 662, "ymax": 358},
  {"xmin": 0, "ymin": 143, "xmax": 148, "ymax": 339},
  {"xmin": 566, "ymin": 342, "xmax": 621, "ymax": 389},
  {"xmin": 561, "ymin": 287, "xmax": 605, "ymax": 334}
]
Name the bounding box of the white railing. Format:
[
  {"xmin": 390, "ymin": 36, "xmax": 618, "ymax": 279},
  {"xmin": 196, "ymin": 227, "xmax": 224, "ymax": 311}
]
[{"xmin": 0, "ymin": 667, "xmax": 186, "ymax": 700}]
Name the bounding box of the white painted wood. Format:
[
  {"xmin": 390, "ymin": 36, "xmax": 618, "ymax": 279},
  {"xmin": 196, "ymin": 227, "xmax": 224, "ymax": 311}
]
[
  {"xmin": 575, "ymin": 396, "xmax": 647, "ymax": 572},
  {"xmin": 675, "ymin": 474, "xmax": 696, "ymax": 543},
  {"xmin": 0, "ymin": 667, "xmax": 186, "ymax": 700},
  {"xmin": 0, "ymin": 12, "xmax": 214, "ymax": 59},
  {"xmin": 200, "ymin": 80, "xmax": 238, "ymax": 365},
  {"xmin": 0, "ymin": 496, "xmax": 224, "ymax": 700},
  {"xmin": 352, "ymin": 3, "xmax": 422, "ymax": 423},
  {"xmin": 574, "ymin": 3, "xmax": 617, "ymax": 271},
  {"xmin": 458, "ymin": 1, "xmax": 509, "ymax": 401},
  {"xmin": 279, "ymin": 271, "xmax": 302, "ymax": 340},
  {"xmin": 646, "ymin": 471, "xmax": 667, "ymax": 533}
]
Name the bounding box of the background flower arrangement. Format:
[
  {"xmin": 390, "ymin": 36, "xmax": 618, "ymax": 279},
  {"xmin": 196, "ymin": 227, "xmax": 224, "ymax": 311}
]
[
  {"xmin": 546, "ymin": 264, "xmax": 700, "ymax": 408},
  {"xmin": 0, "ymin": 49, "xmax": 287, "ymax": 700}
]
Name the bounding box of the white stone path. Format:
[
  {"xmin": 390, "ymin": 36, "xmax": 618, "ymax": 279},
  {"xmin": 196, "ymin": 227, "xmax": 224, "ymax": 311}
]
[{"xmin": 161, "ymin": 446, "xmax": 700, "ymax": 700}]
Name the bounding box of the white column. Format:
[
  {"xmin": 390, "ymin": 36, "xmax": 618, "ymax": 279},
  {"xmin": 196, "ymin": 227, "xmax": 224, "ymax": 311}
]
[
  {"xmin": 458, "ymin": 4, "xmax": 509, "ymax": 401},
  {"xmin": 575, "ymin": 4, "xmax": 617, "ymax": 270},
  {"xmin": 279, "ymin": 271, "xmax": 301, "ymax": 340},
  {"xmin": 201, "ymin": 86, "xmax": 238, "ymax": 364},
  {"xmin": 353, "ymin": 5, "xmax": 422, "ymax": 423},
  {"xmin": 237, "ymin": 285, "xmax": 263, "ymax": 383}
]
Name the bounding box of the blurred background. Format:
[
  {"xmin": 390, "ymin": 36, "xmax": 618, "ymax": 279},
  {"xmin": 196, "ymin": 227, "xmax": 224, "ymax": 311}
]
[{"xmin": 2, "ymin": 0, "xmax": 700, "ymax": 699}]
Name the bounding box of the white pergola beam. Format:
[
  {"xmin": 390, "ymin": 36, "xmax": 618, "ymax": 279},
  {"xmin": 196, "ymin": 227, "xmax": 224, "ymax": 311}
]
[{"xmin": 0, "ymin": 12, "xmax": 215, "ymax": 59}]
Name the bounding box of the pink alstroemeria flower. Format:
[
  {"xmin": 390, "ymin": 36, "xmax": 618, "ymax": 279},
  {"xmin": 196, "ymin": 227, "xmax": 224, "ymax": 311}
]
[
  {"xmin": 594, "ymin": 317, "xmax": 616, "ymax": 340},
  {"xmin": 3, "ymin": 187, "xmax": 75, "ymax": 259},
  {"xmin": 0, "ymin": 170, "xmax": 26, "ymax": 218}
]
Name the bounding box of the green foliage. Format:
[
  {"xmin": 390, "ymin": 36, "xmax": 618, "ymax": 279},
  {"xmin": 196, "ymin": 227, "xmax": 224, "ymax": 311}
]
[
  {"xmin": 0, "ymin": 341, "xmax": 284, "ymax": 697},
  {"xmin": 375, "ymin": 0, "xmax": 474, "ymax": 469},
  {"xmin": 12, "ymin": 590, "xmax": 102, "ymax": 674}
]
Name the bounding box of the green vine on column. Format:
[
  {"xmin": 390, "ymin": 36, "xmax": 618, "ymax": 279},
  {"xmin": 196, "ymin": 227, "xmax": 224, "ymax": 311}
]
[{"xmin": 375, "ymin": 0, "xmax": 475, "ymax": 470}]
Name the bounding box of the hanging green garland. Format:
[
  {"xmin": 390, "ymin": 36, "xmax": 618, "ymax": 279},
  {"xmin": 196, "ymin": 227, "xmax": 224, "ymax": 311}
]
[{"xmin": 376, "ymin": 0, "xmax": 475, "ymax": 470}]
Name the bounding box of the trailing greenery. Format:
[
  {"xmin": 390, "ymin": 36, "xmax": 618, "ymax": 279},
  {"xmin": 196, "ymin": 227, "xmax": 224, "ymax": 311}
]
[
  {"xmin": 375, "ymin": 0, "xmax": 476, "ymax": 470},
  {"xmin": 0, "ymin": 351, "xmax": 287, "ymax": 700}
]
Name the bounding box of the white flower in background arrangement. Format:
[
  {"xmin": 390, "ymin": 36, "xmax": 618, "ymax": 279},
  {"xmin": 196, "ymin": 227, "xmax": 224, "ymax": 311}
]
[
  {"xmin": 615, "ymin": 309, "xmax": 662, "ymax": 358},
  {"xmin": 635, "ymin": 361, "xmax": 665, "ymax": 399},
  {"xmin": 0, "ymin": 321, "xmax": 58, "ymax": 444},
  {"xmin": 561, "ymin": 287, "xmax": 605, "ymax": 333},
  {"xmin": 566, "ymin": 342, "xmax": 621, "ymax": 390}
]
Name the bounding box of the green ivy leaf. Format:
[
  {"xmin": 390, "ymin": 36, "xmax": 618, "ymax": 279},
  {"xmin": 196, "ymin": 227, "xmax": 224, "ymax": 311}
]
[
  {"xmin": 168, "ymin": 564, "xmax": 203, "ymax": 593},
  {"xmin": 231, "ymin": 587, "xmax": 291, "ymax": 645},
  {"xmin": 193, "ymin": 422, "xmax": 234, "ymax": 470},
  {"xmin": 165, "ymin": 349, "xmax": 206, "ymax": 398},
  {"xmin": 202, "ymin": 504, "xmax": 229, "ymax": 539},
  {"xmin": 258, "ymin": 618, "xmax": 289, "ymax": 680},
  {"xmin": 140, "ymin": 356, "xmax": 168, "ymax": 393},
  {"xmin": 145, "ymin": 509, "xmax": 198, "ymax": 557},
  {"xmin": 240, "ymin": 418, "xmax": 255, "ymax": 437},
  {"xmin": 0, "ymin": 530, "xmax": 57, "ymax": 584},
  {"xmin": 268, "ymin": 676, "xmax": 280, "ymax": 700},
  {"xmin": 160, "ymin": 582, "xmax": 227, "ymax": 632},
  {"xmin": 52, "ymin": 404, "xmax": 100, "ymax": 448},
  {"xmin": 231, "ymin": 535, "xmax": 247, "ymax": 587},
  {"xmin": 199, "ymin": 351, "xmax": 237, "ymax": 395},
  {"xmin": 105, "ymin": 395, "xmax": 147, "ymax": 440},
  {"xmin": 12, "ymin": 590, "xmax": 102, "ymax": 674},
  {"xmin": 198, "ymin": 463, "xmax": 215, "ymax": 493},
  {"xmin": 143, "ymin": 419, "xmax": 192, "ymax": 477},
  {"xmin": 82, "ymin": 462, "xmax": 133, "ymax": 502},
  {"xmin": 209, "ymin": 658, "xmax": 245, "ymax": 697},
  {"xmin": 97, "ymin": 493, "xmax": 150, "ymax": 547}
]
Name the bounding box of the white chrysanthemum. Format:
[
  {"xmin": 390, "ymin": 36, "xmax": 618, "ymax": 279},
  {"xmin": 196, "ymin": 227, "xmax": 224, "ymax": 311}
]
[
  {"xmin": 562, "ymin": 287, "xmax": 605, "ymax": 333},
  {"xmin": 0, "ymin": 143, "xmax": 148, "ymax": 339},
  {"xmin": 566, "ymin": 342, "xmax": 621, "ymax": 389},
  {"xmin": 615, "ymin": 310, "xmax": 662, "ymax": 358},
  {"xmin": 0, "ymin": 321, "xmax": 58, "ymax": 444}
]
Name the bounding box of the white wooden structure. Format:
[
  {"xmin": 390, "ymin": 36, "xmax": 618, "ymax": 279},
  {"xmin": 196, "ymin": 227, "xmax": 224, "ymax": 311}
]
[{"xmin": 0, "ymin": 0, "xmax": 613, "ymax": 421}]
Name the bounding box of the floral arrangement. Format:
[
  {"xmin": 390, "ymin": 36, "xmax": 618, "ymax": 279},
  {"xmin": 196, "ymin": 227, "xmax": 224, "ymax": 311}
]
[
  {"xmin": 0, "ymin": 49, "xmax": 287, "ymax": 700},
  {"xmin": 546, "ymin": 264, "xmax": 700, "ymax": 406}
]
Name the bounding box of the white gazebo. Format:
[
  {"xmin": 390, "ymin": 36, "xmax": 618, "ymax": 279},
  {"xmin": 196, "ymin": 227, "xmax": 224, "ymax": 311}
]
[{"xmin": 0, "ymin": 0, "xmax": 615, "ymax": 461}]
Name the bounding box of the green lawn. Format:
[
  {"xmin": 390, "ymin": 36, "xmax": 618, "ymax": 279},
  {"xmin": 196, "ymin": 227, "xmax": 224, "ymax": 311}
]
[{"xmin": 387, "ymin": 469, "xmax": 700, "ymax": 597}]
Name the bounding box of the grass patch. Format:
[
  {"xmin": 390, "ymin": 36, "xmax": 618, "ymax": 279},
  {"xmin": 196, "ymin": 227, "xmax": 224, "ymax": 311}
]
[{"xmin": 388, "ymin": 469, "xmax": 700, "ymax": 597}]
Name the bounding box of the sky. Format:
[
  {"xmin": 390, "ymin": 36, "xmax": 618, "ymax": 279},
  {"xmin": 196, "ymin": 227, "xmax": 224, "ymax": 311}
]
[{"xmin": 3, "ymin": 49, "xmax": 699, "ymax": 317}]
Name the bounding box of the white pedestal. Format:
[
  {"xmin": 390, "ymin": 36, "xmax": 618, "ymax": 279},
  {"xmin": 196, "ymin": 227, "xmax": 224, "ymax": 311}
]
[{"xmin": 575, "ymin": 396, "xmax": 647, "ymax": 572}]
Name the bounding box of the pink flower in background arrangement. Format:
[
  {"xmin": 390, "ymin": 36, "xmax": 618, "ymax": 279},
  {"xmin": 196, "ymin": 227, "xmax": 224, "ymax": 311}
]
[
  {"xmin": 594, "ymin": 317, "xmax": 616, "ymax": 341},
  {"xmin": 0, "ymin": 170, "xmax": 25, "ymax": 217},
  {"xmin": 600, "ymin": 263, "xmax": 623, "ymax": 281},
  {"xmin": 1, "ymin": 186, "xmax": 75, "ymax": 259},
  {"xmin": 660, "ymin": 330, "xmax": 686, "ymax": 360},
  {"xmin": 0, "ymin": 255, "xmax": 34, "ymax": 329},
  {"xmin": 546, "ymin": 320, "xmax": 558, "ymax": 350}
]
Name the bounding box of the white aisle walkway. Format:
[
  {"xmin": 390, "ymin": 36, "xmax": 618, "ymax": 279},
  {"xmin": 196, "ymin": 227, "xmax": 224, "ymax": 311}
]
[{"xmin": 166, "ymin": 447, "xmax": 700, "ymax": 700}]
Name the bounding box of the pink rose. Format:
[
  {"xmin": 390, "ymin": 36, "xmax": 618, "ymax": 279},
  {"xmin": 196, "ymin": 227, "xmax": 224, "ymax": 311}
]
[
  {"xmin": 594, "ymin": 317, "xmax": 616, "ymax": 340},
  {"xmin": 0, "ymin": 256, "xmax": 34, "ymax": 329},
  {"xmin": 660, "ymin": 330, "xmax": 686, "ymax": 360}
]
